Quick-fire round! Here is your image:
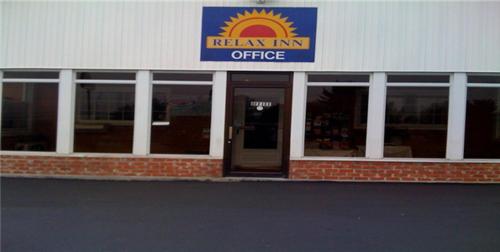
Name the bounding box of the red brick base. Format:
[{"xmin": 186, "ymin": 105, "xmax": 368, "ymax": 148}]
[
  {"xmin": 2, "ymin": 155, "xmax": 500, "ymax": 183},
  {"xmin": 289, "ymin": 160, "xmax": 500, "ymax": 183},
  {"xmin": 0, "ymin": 155, "xmax": 223, "ymax": 178}
]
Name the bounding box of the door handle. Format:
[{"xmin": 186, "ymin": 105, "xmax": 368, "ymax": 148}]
[{"xmin": 228, "ymin": 126, "xmax": 233, "ymax": 140}]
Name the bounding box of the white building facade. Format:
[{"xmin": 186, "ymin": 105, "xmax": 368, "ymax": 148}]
[{"xmin": 1, "ymin": 0, "xmax": 499, "ymax": 182}]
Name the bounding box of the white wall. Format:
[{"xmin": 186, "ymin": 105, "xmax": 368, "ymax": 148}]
[{"xmin": 1, "ymin": 0, "xmax": 500, "ymax": 72}]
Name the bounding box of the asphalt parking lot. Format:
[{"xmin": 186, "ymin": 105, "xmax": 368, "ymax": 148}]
[{"xmin": 1, "ymin": 177, "xmax": 500, "ymax": 252}]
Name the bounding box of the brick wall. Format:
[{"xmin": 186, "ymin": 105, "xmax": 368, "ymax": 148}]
[
  {"xmin": 1, "ymin": 155, "xmax": 500, "ymax": 183},
  {"xmin": 290, "ymin": 160, "xmax": 500, "ymax": 183},
  {"xmin": 0, "ymin": 155, "xmax": 222, "ymax": 178}
]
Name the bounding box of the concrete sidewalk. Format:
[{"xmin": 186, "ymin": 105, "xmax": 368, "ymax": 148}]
[{"xmin": 1, "ymin": 178, "xmax": 500, "ymax": 252}]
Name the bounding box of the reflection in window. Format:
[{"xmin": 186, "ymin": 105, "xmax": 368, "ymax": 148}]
[
  {"xmin": 464, "ymin": 88, "xmax": 500, "ymax": 159},
  {"xmin": 304, "ymin": 87, "xmax": 369, "ymax": 157},
  {"xmin": 74, "ymin": 84, "xmax": 135, "ymax": 153},
  {"xmin": 384, "ymin": 87, "xmax": 449, "ymax": 158},
  {"xmin": 151, "ymin": 85, "xmax": 212, "ymax": 154},
  {"xmin": 1, "ymin": 83, "xmax": 58, "ymax": 151}
]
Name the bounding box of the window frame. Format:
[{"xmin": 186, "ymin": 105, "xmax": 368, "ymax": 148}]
[
  {"xmin": 303, "ymin": 73, "xmax": 371, "ymax": 159},
  {"xmin": 1, "ymin": 70, "xmax": 498, "ymax": 163},
  {"xmin": 299, "ymin": 73, "xmax": 485, "ymax": 162},
  {"xmin": 1, "ymin": 70, "xmax": 60, "ymax": 153},
  {"xmin": 383, "ymin": 73, "xmax": 451, "ymax": 159},
  {"xmin": 72, "ymin": 71, "xmax": 137, "ymax": 154},
  {"xmin": 148, "ymin": 71, "xmax": 214, "ymax": 157},
  {"xmin": 463, "ymin": 74, "xmax": 500, "ymax": 161}
]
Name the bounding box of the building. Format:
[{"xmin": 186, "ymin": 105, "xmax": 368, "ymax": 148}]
[{"xmin": 1, "ymin": 0, "xmax": 499, "ymax": 182}]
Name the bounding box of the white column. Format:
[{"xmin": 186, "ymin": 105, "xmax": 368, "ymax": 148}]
[
  {"xmin": 0, "ymin": 71, "xmax": 3, "ymax": 147},
  {"xmin": 133, "ymin": 70, "xmax": 152, "ymax": 155},
  {"xmin": 209, "ymin": 71, "xmax": 227, "ymax": 158},
  {"xmin": 56, "ymin": 70, "xmax": 76, "ymax": 154},
  {"xmin": 289, "ymin": 72, "xmax": 307, "ymax": 159},
  {"xmin": 446, "ymin": 73, "xmax": 467, "ymax": 160},
  {"xmin": 365, "ymin": 72, "xmax": 387, "ymax": 159}
]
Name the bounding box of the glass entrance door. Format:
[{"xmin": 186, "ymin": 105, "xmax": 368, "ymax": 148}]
[{"xmin": 224, "ymin": 72, "xmax": 292, "ymax": 176}]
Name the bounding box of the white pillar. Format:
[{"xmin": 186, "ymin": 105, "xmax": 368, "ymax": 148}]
[
  {"xmin": 0, "ymin": 71, "xmax": 3, "ymax": 148},
  {"xmin": 365, "ymin": 72, "xmax": 387, "ymax": 159},
  {"xmin": 446, "ymin": 73, "xmax": 467, "ymax": 160},
  {"xmin": 133, "ymin": 70, "xmax": 152, "ymax": 155},
  {"xmin": 56, "ymin": 70, "xmax": 76, "ymax": 154},
  {"xmin": 209, "ymin": 71, "xmax": 227, "ymax": 158},
  {"xmin": 290, "ymin": 72, "xmax": 307, "ymax": 159}
]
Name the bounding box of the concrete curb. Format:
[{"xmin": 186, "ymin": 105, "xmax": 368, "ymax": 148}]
[{"xmin": 2, "ymin": 173, "xmax": 499, "ymax": 184}]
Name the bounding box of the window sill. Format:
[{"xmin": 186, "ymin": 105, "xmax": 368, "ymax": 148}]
[
  {"xmin": 291, "ymin": 156, "xmax": 500, "ymax": 163},
  {"xmin": 0, "ymin": 151, "xmax": 219, "ymax": 159}
]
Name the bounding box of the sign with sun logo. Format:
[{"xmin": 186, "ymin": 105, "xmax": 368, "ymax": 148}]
[{"xmin": 201, "ymin": 7, "xmax": 317, "ymax": 62}]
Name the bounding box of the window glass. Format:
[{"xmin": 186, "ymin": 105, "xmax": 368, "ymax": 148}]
[
  {"xmin": 74, "ymin": 84, "xmax": 135, "ymax": 153},
  {"xmin": 231, "ymin": 73, "xmax": 290, "ymax": 82},
  {"xmin": 305, "ymin": 87, "xmax": 368, "ymax": 157},
  {"xmin": 76, "ymin": 72, "xmax": 135, "ymax": 80},
  {"xmin": 384, "ymin": 87, "xmax": 449, "ymax": 158},
  {"xmin": 151, "ymin": 85, "xmax": 212, "ymax": 154},
  {"xmin": 1, "ymin": 83, "xmax": 58, "ymax": 151},
  {"xmin": 308, "ymin": 74, "xmax": 369, "ymax": 83},
  {"xmin": 464, "ymin": 88, "xmax": 500, "ymax": 159},
  {"xmin": 153, "ymin": 73, "xmax": 213, "ymax": 81},
  {"xmin": 467, "ymin": 75, "xmax": 500, "ymax": 84},
  {"xmin": 387, "ymin": 75, "xmax": 449, "ymax": 83},
  {"xmin": 3, "ymin": 71, "xmax": 59, "ymax": 79}
]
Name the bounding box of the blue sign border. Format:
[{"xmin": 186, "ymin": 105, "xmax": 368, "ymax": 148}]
[{"xmin": 200, "ymin": 7, "xmax": 317, "ymax": 62}]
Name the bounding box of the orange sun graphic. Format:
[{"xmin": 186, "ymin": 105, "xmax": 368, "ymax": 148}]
[{"xmin": 219, "ymin": 9, "xmax": 297, "ymax": 38}]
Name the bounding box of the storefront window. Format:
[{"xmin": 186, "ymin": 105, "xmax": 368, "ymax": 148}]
[
  {"xmin": 74, "ymin": 84, "xmax": 135, "ymax": 153},
  {"xmin": 304, "ymin": 87, "xmax": 369, "ymax": 157},
  {"xmin": 384, "ymin": 87, "xmax": 449, "ymax": 158},
  {"xmin": 150, "ymin": 85, "xmax": 212, "ymax": 154},
  {"xmin": 464, "ymin": 88, "xmax": 500, "ymax": 159},
  {"xmin": 1, "ymin": 83, "xmax": 59, "ymax": 151}
]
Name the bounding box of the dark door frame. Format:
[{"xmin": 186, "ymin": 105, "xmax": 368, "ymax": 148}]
[{"xmin": 223, "ymin": 71, "xmax": 293, "ymax": 177}]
